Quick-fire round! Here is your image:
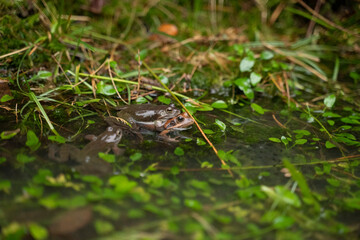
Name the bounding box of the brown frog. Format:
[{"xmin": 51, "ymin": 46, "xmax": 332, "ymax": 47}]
[
  {"xmin": 48, "ymin": 126, "xmax": 123, "ymax": 175},
  {"xmin": 115, "ymin": 103, "xmax": 181, "ymax": 129},
  {"xmin": 106, "ymin": 104, "xmax": 194, "ymax": 142}
]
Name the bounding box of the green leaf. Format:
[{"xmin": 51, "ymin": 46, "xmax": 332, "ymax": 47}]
[
  {"xmin": 23, "ymin": 185, "xmax": 43, "ymax": 198},
  {"xmin": 174, "ymin": 147, "xmax": 184, "ymax": 156},
  {"xmin": 0, "ymin": 94, "xmax": 14, "ymax": 102},
  {"xmin": 159, "ymin": 75, "xmax": 169, "ymax": 85},
  {"xmin": 326, "ymin": 178, "xmax": 340, "ymax": 187},
  {"xmin": 108, "ymin": 175, "xmax": 137, "ymax": 193},
  {"xmin": 75, "ymin": 99, "xmax": 101, "ymax": 106},
  {"xmin": 234, "ymin": 78, "xmax": 255, "ymax": 99},
  {"xmin": 293, "ymin": 129, "xmax": 311, "ymax": 136},
  {"xmin": 26, "ymin": 130, "xmax": 41, "ymax": 151},
  {"xmin": 157, "ymin": 95, "xmax": 171, "ymax": 104},
  {"xmin": 203, "ymin": 129, "xmax": 215, "ymax": 134},
  {"xmin": 324, "ymin": 94, "xmax": 336, "ymax": 108},
  {"xmin": 250, "ymin": 72, "xmax": 262, "ymax": 86},
  {"xmin": 130, "ymin": 152, "xmax": 142, "ymax": 161},
  {"xmin": 196, "ymin": 138, "xmax": 206, "ymax": 146},
  {"xmin": 341, "ymin": 117, "xmax": 360, "ymax": 125},
  {"xmin": 98, "ymin": 152, "xmax": 115, "ymax": 163},
  {"xmin": 281, "ymin": 136, "xmax": 289, "ymax": 146},
  {"xmin": 109, "ymin": 60, "xmax": 118, "ymax": 69},
  {"xmin": 350, "ymin": 71, "xmax": 360, "ymax": 80},
  {"xmin": 0, "ymin": 157, "xmax": 6, "ymax": 164},
  {"xmin": 135, "ymin": 96, "xmax": 148, "ymax": 104},
  {"xmin": 0, "ymin": 180, "xmax": 11, "ymax": 193},
  {"xmin": 144, "ymin": 174, "xmax": 164, "ymax": 188},
  {"xmin": 269, "ymin": 137, "xmax": 281, "ymax": 143},
  {"xmin": 325, "ymin": 141, "xmax": 336, "ymax": 149},
  {"xmin": 233, "ymin": 44, "xmax": 244, "ymax": 55},
  {"xmin": 96, "ymin": 81, "xmax": 116, "ymax": 96},
  {"xmin": 327, "ymin": 120, "xmax": 335, "ymax": 126},
  {"xmin": 135, "ymin": 49, "xmax": 148, "ymax": 60},
  {"xmin": 37, "ymin": 70, "xmax": 52, "ymax": 79},
  {"xmin": 29, "ymin": 223, "xmax": 48, "ymax": 240},
  {"xmin": 239, "ymin": 57, "xmax": 255, "ymax": 72},
  {"xmin": 211, "ymin": 100, "xmax": 228, "ymax": 109},
  {"xmin": 273, "ymin": 216, "xmax": 294, "ymax": 229},
  {"xmin": 16, "ymin": 153, "xmax": 36, "ymax": 164},
  {"xmin": 323, "ymin": 111, "xmax": 341, "ymax": 118},
  {"xmin": 201, "ymin": 161, "xmax": 213, "ymax": 168},
  {"xmin": 260, "ymin": 50, "xmax": 274, "ymax": 60},
  {"xmin": 261, "ymin": 185, "xmax": 301, "ymax": 207},
  {"xmin": 283, "ymin": 159, "xmax": 319, "ymax": 209},
  {"xmin": 295, "ymin": 139, "xmax": 307, "ymax": 145},
  {"xmin": 94, "ymin": 220, "xmax": 114, "ymax": 235},
  {"xmin": 344, "ymin": 198, "xmax": 360, "ymax": 210},
  {"xmin": 251, "ymin": 103, "xmax": 264, "ymax": 114},
  {"xmin": 93, "ymin": 205, "xmax": 120, "ymax": 220},
  {"xmin": 1, "ymin": 129, "xmax": 20, "ymax": 139},
  {"xmin": 184, "ymin": 199, "xmax": 202, "ymax": 211},
  {"xmin": 215, "ymin": 119, "xmax": 226, "ymax": 132},
  {"xmin": 48, "ymin": 135, "xmax": 66, "ymax": 143}
]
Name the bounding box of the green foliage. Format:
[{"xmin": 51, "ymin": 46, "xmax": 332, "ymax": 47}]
[
  {"xmin": 215, "ymin": 119, "xmax": 226, "ymax": 132},
  {"xmin": 48, "ymin": 135, "xmax": 66, "ymax": 143},
  {"xmin": 174, "ymin": 147, "xmax": 184, "ymax": 156},
  {"xmin": 211, "ymin": 100, "xmax": 228, "ymax": 109},
  {"xmin": 130, "ymin": 152, "xmax": 142, "ymax": 161},
  {"xmin": 157, "ymin": 95, "xmax": 171, "ymax": 104},
  {"xmin": 94, "ymin": 220, "xmax": 114, "ymax": 235},
  {"xmin": 28, "ymin": 223, "xmax": 48, "ymax": 240},
  {"xmin": 324, "ymin": 94, "xmax": 336, "ymax": 108},
  {"xmin": 98, "ymin": 152, "xmax": 115, "ymax": 163},
  {"xmin": 1, "ymin": 129, "xmax": 19, "ymax": 140},
  {"xmin": 251, "ymin": 103, "xmax": 265, "ymax": 114},
  {"xmin": 26, "ymin": 130, "xmax": 40, "ymax": 151},
  {"xmin": 240, "ymin": 57, "xmax": 255, "ymax": 72},
  {"xmin": 0, "ymin": 180, "xmax": 11, "ymax": 193},
  {"xmin": 0, "ymin": 94, "xmax": 14, "ymax": 102}
]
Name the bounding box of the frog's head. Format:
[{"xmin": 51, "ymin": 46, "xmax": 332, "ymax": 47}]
[
  {"xmin": 163, "ymin": 112, "xmax": 194, "ymax": 130},
  {"xmin": 157, "ymin": 104, "xmax": 181, "ymax": 119}
]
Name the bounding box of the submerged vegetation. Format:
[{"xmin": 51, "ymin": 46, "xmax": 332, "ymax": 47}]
[{"xmin": 0, "ymin": 0, "xmax": 360, "ymax": 239}]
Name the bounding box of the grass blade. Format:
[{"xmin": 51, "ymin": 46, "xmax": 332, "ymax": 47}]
[{"xmin": 28, "ymin": 92, "xmax": 59, "ymax": 136}]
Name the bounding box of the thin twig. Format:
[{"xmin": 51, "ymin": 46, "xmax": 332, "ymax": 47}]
[
  {"xmin": 297, "ymin": 0, "xmax": 359, "ymax": 37},
  {"xmin": 107, "ymin": 60, "xmax": 127, "ymax": 105},
  {"xmin": 0, "ymin": 46, "xmax": 31, "ymax": 60},
  {"xmin": 306, "ymin": 0, "xmax": 323, "ymax": 37}
]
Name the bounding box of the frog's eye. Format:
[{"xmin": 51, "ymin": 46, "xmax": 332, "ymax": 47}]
[
  {"xmin": 166, "ymin": 107, "xmax": 173, "ymax": 113},
  {"xmin": 177, "ymin": 116, "xmax": 184, "ymax": 122}
]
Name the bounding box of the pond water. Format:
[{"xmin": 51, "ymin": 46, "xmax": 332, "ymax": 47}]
[{"xmin": 0, "ymin": 101, "xmax": 359, "ymax": 239}]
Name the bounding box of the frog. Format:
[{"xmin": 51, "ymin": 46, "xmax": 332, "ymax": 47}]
[
  {"xmin": 115, "ymin": 103, "xmax": 181, "ymax": 130},
  {"xmin": 48, "ymin": 126, "xmax": 123, "ymax": 175},
  {"xmin": 106, "ymin": 109, "xmax": 194, "ymax": 142},
  {"xmin": 105, "ymin": 103, "xmax": 181, "ymax": 141}
]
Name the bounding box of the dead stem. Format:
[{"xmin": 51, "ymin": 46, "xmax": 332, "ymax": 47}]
[
  {"xmin": 107, "ymin": 60, "xmax": 127, "ymax": 105},
  {"xmin": 297, "ymin": 0, "xmax": 360, "ymax": 37}
]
